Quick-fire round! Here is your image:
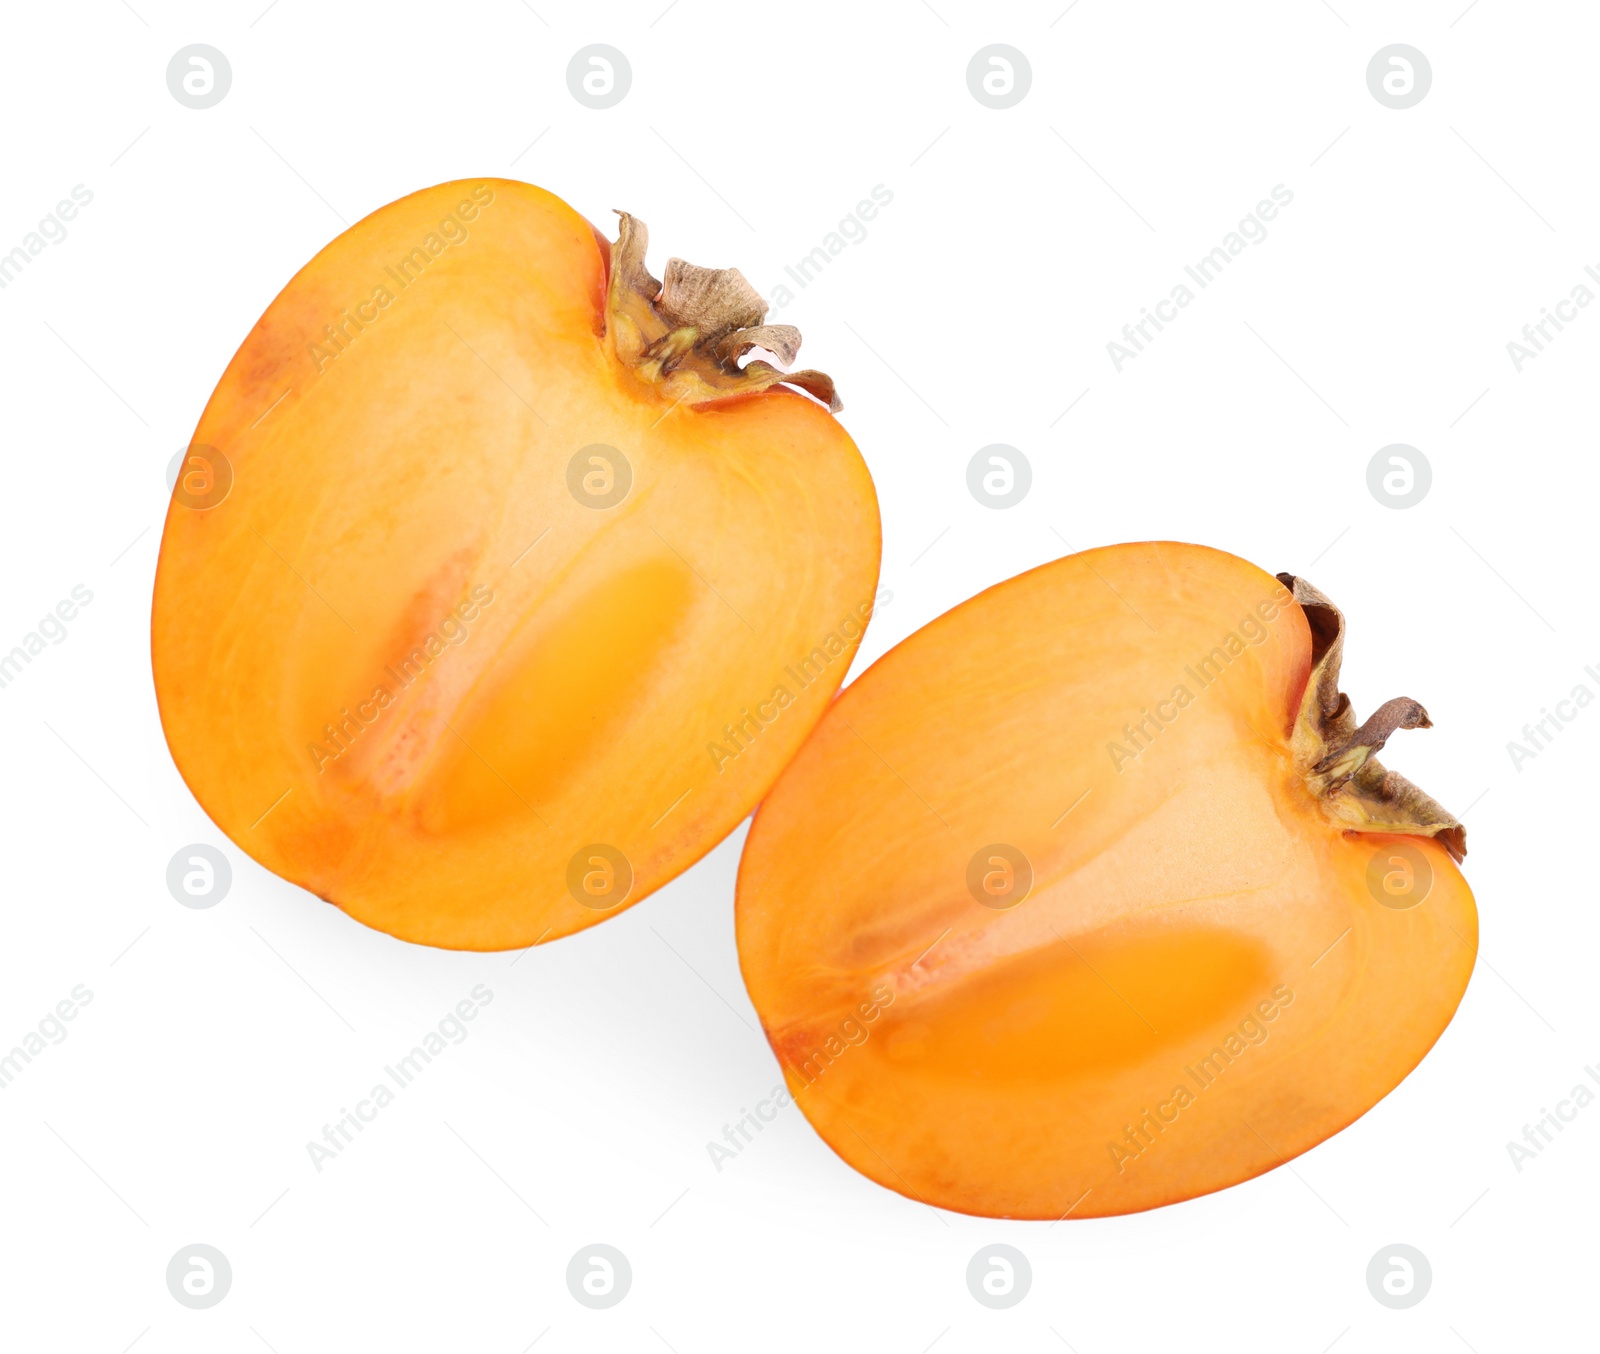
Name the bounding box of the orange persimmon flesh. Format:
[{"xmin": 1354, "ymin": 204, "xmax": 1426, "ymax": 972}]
[
  {"xmin": 736, "ymin": 542, "xmax": 1476, "ymax": 1218},
  {"xmin": 152, "ymin": 179, "xmax": 879, "ymax": 949}
]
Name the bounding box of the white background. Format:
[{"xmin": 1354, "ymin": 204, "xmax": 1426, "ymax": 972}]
[{"xmin": 1, "ymin": 2, "xmax": 1595, "ymax": 1350}]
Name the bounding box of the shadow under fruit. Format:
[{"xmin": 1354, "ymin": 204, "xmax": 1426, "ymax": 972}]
[
  {"xmin": 151, "ymin": 178, "xmax": 879, "ymax": 949},
  {"xmin": 735, "ymin": 542, "xmax": 1476, "ymax": 1218}
]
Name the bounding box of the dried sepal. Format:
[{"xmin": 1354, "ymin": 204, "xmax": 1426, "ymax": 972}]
[
  {"xmin": 658, "ymin": 258, "xmax": 766, "ymax": 336},
  {"xmin": 1280, "ymin": 573, "xmax": 1467, "ymax": 862},
  {"xmin": 712, "ymin": 325, "xmax": 803, "ymax": 368},
  {"xmin": 604, "ymin": 212, "xmax": 842, "ymax": 413}
]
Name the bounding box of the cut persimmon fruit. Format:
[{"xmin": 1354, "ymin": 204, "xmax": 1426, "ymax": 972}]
[
  {"xmin": 736, "ymin": 542, "xmax": 1475, "ymax": 1218},
  {"xmin": 152, "ymin": 179, "xmax": 879, "ymax": 949}
]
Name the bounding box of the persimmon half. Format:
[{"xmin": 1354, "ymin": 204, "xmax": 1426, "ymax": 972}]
[
  {"xmin": 152, "ymin": 179, "xmax": 879, "ymax": 949},
  {"xmin": 736, "ymin": 543, "xmax": 1475, "ymax": 1218}
]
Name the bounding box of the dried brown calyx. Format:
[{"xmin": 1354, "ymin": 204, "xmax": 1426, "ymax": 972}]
[
  {"xmin": 603, "ymin": 212, "xmax": 841, "ymax": 413},
  {"xmin": 1280, "ymin": 573, "xmax": 1467, "ymax": 862}
]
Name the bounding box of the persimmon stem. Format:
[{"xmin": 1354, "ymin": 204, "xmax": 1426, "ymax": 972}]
[{"xmin": 1313, "ymin": 697, "xmax": 1433, "ymax": 790}]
